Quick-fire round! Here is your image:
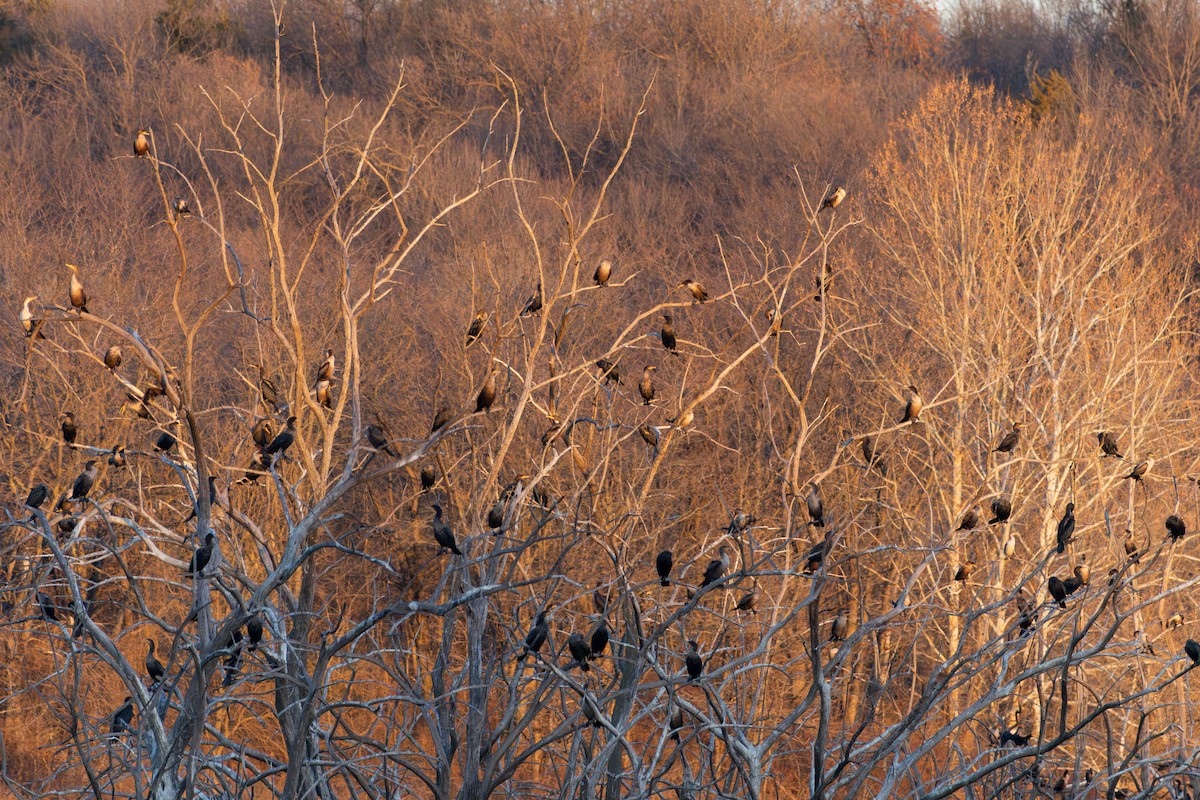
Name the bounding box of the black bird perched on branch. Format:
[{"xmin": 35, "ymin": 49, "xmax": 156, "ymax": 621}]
[
  {"xmin": 1048, "ymin": 576, "xmax": 1068, "ymax": 609},
  {"xmin": 521, "ymin": 283, "xmax": 543, "ymax": 315},
  {"xmin": 25, "ymin": 484, "xmax": 49, "ymax": 513},
  {"xmin": 568, "ymin": 633, "xmax": 591, "ymax": 671},
  {"xmin": 366, "ymin": 424, "xmax": 397, "ymax": 457},
  {"xmin": 656, "ymin": 550, "xmax": 674, "ymax": 586},
  {"xmin": 735, "ymin": 591, "xmax": 756, "ymax": 613},
  {"xmin": 154, "ymin": 430, "xmax": 176, "ymax": 452},
  {"xmin": 265, "ymin": 416, "xmax": 297, "ymax": 458},
  {"xmin": 111, "ymin": 697, "xmax": 134, "ymax": 734},
  {"xmin": 862, "ymin": 436, "xmax": 886, "ymax": 475},
  {"xmin": 956, "ymin": 507, "xmax": 979, "ymax": 532},
  {"xmin": 830, "ymin": 611, "xmax": 850, "ymax": 642},
  {"xmin": 684, "ymin": 641, "xmax": 703, "ymax": 680},
  {"xmin": 421, "ymin": 465, "xmax": 436, "ymax": 491},
  {"xmin": 1098, "ymin": 431, "xmax": 1123, "ymax": 458},
  {"xmin": 954, "ymin": 561, "xmax": 975, "ymax": 583},
  {"xmin": 806, "ymin": 484, "xmax": 826, "ymax": 527},
  {"xmin": 699, "ymin": 546, "xmax": 730, "ymax": 588},
  {"xmin": 999, "ymin": 727, "xmax": 1031, "ymax": 747},
  {"xmin": 596, "ymin": 358, "xmax": 621, "ymax": 386},
  {"xmin": 476, "ymin": 373, "xmax": 497, "ymax": 413},
  {"xmin": 431, "ymin": 407, "xmax": 453, "ymax": 433},
  {"xmin": 661, "ymin": 315, "xmax": 677, "ymax": 352},
  {"xmin": 60, "ymin": 412, "xmax": 77, "ymax": 445},
  {"xmin": 517, "ymin": 611, "xmax": 549, "ymax": 661},
  {"xmin": 1185, "ymin": 639, "xmax": 1200, "ymax": 665},
  {"xmin": 1015, "ymin": 592, "xmax": 1036, "ymax": 637},
  {"xmin": 247, "ymin": 615, "xmax": 263, "ymax": 650},
  {"xmin": 70, "ymin": 461, "xmax": 98, "ymax": 502},
  {"xmin": 223, "ymin": 627, "xmax": 243, "ymax": 687},
  {"xmin": 900, "ymin": 385, "xmax": 923, "ymax": 424},
  {"xmin": 989, "ymin": 496, "xmax": 1012, "ymax": 525},
  {"xmin": 588, "ymin": 624, "xmax": 610, "ymax": 661},
  {"xmin": 431, "ymin": 505, "xmax": 463, "ymax": 555},
  {"xmin": 465, "ymin": 311, "xmax": 488, "ymax": 346},
  {"xmin": 146, "ymin": 640, "xmax": 165, "ymax": 685},
  {"xmin": 1056, "ymin": 502, "xmax": 1075, "ymax": 554},
  {"xmin": 1166, "ymin": 515, "xmax": 1186, "ymax": 541},
  {"xmin": 187, "ymin": 533, "xmax": 216, "ymax": 577},
  {"xmin": 36, "ymin": 591, "xmax": 58, "ymax": 621},
  {"xmin": 803, "ymin": 536, "xmax": 831, "ymax": 575},
  {"xmin": 994, "ymin": 422, "xmax": 1021, "ymax": 453},
  {"xmin": 1124, "ymin": 453, "xmax": 1153, "ymax": 482}
]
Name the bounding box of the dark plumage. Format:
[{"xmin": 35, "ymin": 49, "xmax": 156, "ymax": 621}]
[
  {"xmin": 954, "ymin": 562, "xmax": 975, "ymax": 582},
  {"xmin": 111, "ymin": 697, "xmax": 134, "ymax": 734},
  {"xmin": 60, "ymin": 412, "xmax": 77, "ymax": 445},
  {"xmin": 735, "ymin": 591, "xmax": 756, "ymax": 613},
  {"xmin": 596, "ymin": 358, "xmax": 621, "ymax": 386},
  {"xmin": 994, "ymin": 422, "xmax": 1021, "ymax": 453},
  {"xmin": 187, "ymin": 533, "xmax": 216, "ymax": 577},
  {"xmin": 1048, "ymin": 576, "xmax": 1068, "ymax": 609},
  {"xmin": 988, "ymin": 496, "xmax": 1012, "ymax": 525},
  {"xmin": 956, "ymin": 507, "xmax": 979, "ymax": 532},
  {"xmin": 420, "ymin": 465, "xmax": 436, "ymax": 491},
  {"xmin": 1166, "ymin": 514, "xmax": 1186, "ymax": 541},
  {"xmin": 656, "ymin": 550, "xmax": 674, "ymax": 586},
  {"xmin": 70, "ymin": 461, "xmax": 98, "ymax": 501},
  {"xmin": 25, "ymin": 483, "xmax": 49, "ymax": 511},
  {"xmin": 1055, "ymin": 502, "xmax": 1075, "ymax": 554},
  {"xmin": 265, "ymin": 416, "xmax": 297, "ymax": 457},
  {"xmin": 366, "ymin": 424, "xmax": 397, "ymax": 457},
  {"xmin": 806, "ymin": 484, "xmax": 825, "ymax": 527},
  {"xmin": 861, "ymin": 436, "xmax": 886, "ymax": 475},
  {"xmin": 431, "ymin": 407, "xmax": 453, "ymax": 433},
  {"xmin": 803, "ymin": 536, "xmax": 830, "ymax": 574},
  {"xmin": 900, "ymin": 385, "xmax": 923, "ymax": 424},
  {"xmin": 145, "ymin": 640, "xmax": 165, "ymax": 685},
  {"xmin": 1124, "ymin": 530, "xmax": 1140, "ymax": 563},
  {"xmin": 488, "ymin": 498, "xmax": 506, "ymax": 532},
  {"xmin": 1098, "ymin": 431, "xmax": 1123, "ymax": 458},
  {"xmin": 568, "ymin": 633, "xmax": 592, "ymax": 671},
  {"xmin": 639, "ymin": 365, "xmax": 657, "ymax": 405},
  {"xmin": 476, "ymin": 374, "xmax": 497, "ymax": 413},
  {"xmin": 184, "ymin": 476, "xmax": 218, "ymax": 523},
  {"xmin": 1185, "ymin": 639, "xmax": 1200, "ymax": 665},
  {"xmin": 108, "ymin": 445, "xmax": 126, "ymax": 469},
  {"xmin": 36, "ymin": 591, "xmax": 59, "ymax": 621},
  {"xmin": 104, "ymin": 345, "xmax": 123, "ymax": 370},
  {"xmin": 521, "ymin": 283, "xmax": 543, "ymax": 315},
  {"xmin": 518, "ymin": 611, "xmax": 549, "ymax": 661},
  {"xmin": 246, "ymin": 615, "xmax": 263, "ymax": 650},
  {"xmin": 590, "ymin": 624, "xmax": 609, "ymax": 658},
  {"xmin": 830, "ymin": 611, "xmax": 849, "ymax": 642},
  {"xmin": 431, "ymin": 505, "xmax": 463, "ymax": 555},
  {"xmin": 999, "ymin": 729, "xmax": 1031, "ymax": 747},
  {"xmin": 465, "ymin": 311, "xmax": 488, "ymax": 346},
  {"xmin": 699, "ymin": 546, "xmax": 730, "ymax": 588},
  {"xmin": 661, "ymin": 315, "xmax": 677, "ymax": 352},
  {"xmin": 684, "ymin": 641, "xmax": 703, "ymax": 680}
]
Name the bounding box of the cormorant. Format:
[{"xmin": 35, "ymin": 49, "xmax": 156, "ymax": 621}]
[
  {"xmin": 1003, "ymin": 536, "xmax": 1016, "ymax": 558},
  {"xmin": 766, "ymin": 307, "xmax": 782, "ymax": 336},
  {"xmin": 1015, "ymin": 592, "xmax": 1035, "ymax": 636},
  {"xmin": 1125, "ymin": 454, "xmax": 1153, "ymax": 482},
  {"xmin": 568, "ymin": 633, "xmax": 592, "ymax": 671},
  {"xmin": 592, "ymin": 586, "xmax": 610, "ymax": 615},
  {"xmin": 247, "ymin": 614, "xmax": 263, "ymax": 650},
  {"xmin": 830, "ymin": 611, "xmax": 849, "ymax": 642},
  {"xmin": 252, "ymin": 418, "xmax": 273, "ymax": 449},
  {"xmin": 699, "ymin": 545, "xmax": 730, "ymax": 588},
  {"xmin": 1185, "ymin": 639, "xmax": 1200, "ymax": 665},
  {"xmin": 862, "ymin": 436, "xmax": 886, "ymax": 475},
  {"xmin": 104, "ymin": 345, "xmax": 122, "ymax": 370},
  {"xmin": 661, "ymin": 315, "xmax": 677, "ymax": 352},
  {"xmin": 994, "ymin": 422, "xmax": 1021, "ymax": 454},
  {"xmin": 20, "ymin": 296, "xmax": 43, "ymax": 338},
  {"xmin": 684, "ymin": 641, "xmax": 703, "ymax": 680},
  {"xmin": 70, "ymin": 461, "xmax": 98, "ymax": 501},
  {"xmin": 253, "ymin": 363, "xmax": 278, "ymax": 410},
  {"xmin": 590, "ymin": 623, "xmax": 609, "ymax": 658},
  {"xmin": 146, "ymin": 640, "xmax": 165, "ymax": 685},
  {"xmin": 1166, "ymin": 514, "xmax": 1186, "ymax": 541},
  {"xmin": 956, "ymin": 507, "xmax": 979, "ymax": 532},
  {"xmin": 656, "ymin": 550, "xmax": 673, "ymax": 586},
  {"xmin": 517, "ymin": 611, "xmax": 549, "ymax": 661},
  {"xmin": 594, "ymin": 259, "xmax": 612, "ymax": 286},
  {"xmin": 488, "ymin": 497, "xmax": 506, "ymax": 532},
  {"xmin": 465, "ymin": 311, "xmax": 488, "ymax": 346},
  {"xmin": 173, "ymin": 197, "xmax": 190, "ymax": 217},
  {"xmin": 1166, "ymin": 612, "xmax": 1184, "ymax": 629},
  {"xmin": 476, "ymin": 373, "xmax": 496, "ymax": 413},
  {"xmin": 989, "ymin": 496, "xmax": 1012, "ymax": 525},
  {"xmin": 900, "ymin": 385, "xmax": 923, "ymax": 424},
  {"xmin": 111, "ymin": 697, "xmax": 134, "ymax": 734},
  {"xmin": 187, "ymin": 532, "xmax": 216, "ymax": 577},
  {"xmin": 806, "ymin": 484, "xmax": 825, "ymax": 527},
  {"xmin": 680, "ymin": 279, "xmax": 708, "ymax": 303},
  {"xmin": 315, "ymin": 378, "xmax": 332, "ymax": 409},
  {"xmin": 735, "ymin": 591, "xmax": 756, "ymax": 613},
  {"xmin": 803, "ymin": 536, "xmax": 830, "ymax": 574},
  {"xmin": 521, "ymin": 283, "xmax": 543, "ymax": 315},
  {"xmin": 154, "ymin": 430, "xmax": 176, "ymax": 452},
  {"xmin": 954, "ymin": 561, "xmax": 975, "ymax": 582},
  {"xmin": 821, "ymin": 186, "xmax": 846, "ymax": 210},
  {"xmin": 134, "ymin": 129, "xmax": 150, "ymax": 157},
  {"xmin": 265, "ymin": 416, "xmax": 297, "ymax": 457},
  {"xmin": 183, "ymin": 476, "xmax": 218, "ymax": 523},
  {"xmin": 1124, "ymin": 530, "xmax": 1140, "ymax": 563},
  {"xmin": 431, "ymin": 505, "xmax": 463, "ymax": 555},
  {"xmin": 639, "ymin": 424, "xmax": 660, "ymax": 449},
  {"xmin": 420, "ymin": 465, "xmax": 436, "ymax": 491},
  {"xmin": 362, "ymin": 424, "xmax": 396, "ymax": 457},
  {"xmin": 67, "ymin": 263, "xmax": 88, "ymax": 313},
  {"xmin": 596, "ymin": 358, "xmax": 621, "ymax": 386},
  {"xmin": 999, "ymin": 728, "xmax": 1031, "ymax": 747},
  {"xmin": 60, "ymin": 412, "xmax": 77, "ymax": 445},
  {"xmin": 108, "ymin": 445, "xmax": 126, "ymax": 469},
  {"xmin": 727, "ymin": 509, "xmax": 754, "ymax": 536},
  {"xmin": 1056, "ymin": 502, "xmax": 1075, "ymax": 554},
  {"xmin": 669, "ymin": 409, "xmax": 694, "ymax": 429},
  {"xmin": 814, "ymin": 262, "xmax": 833, "ymax": 301},
  {"xmin": 431, "ymin": 407, "xmax": 453, "ymax": 433},
  {"xmin": 1062, "ymin": 574, "xmax": 1082, "ymax": 595},
  {"xmin": 36, "ymin": 591, "xmax": 58, "ymax": 621},
  {"xmin": 639, "ymin": 366, "xmax": 657, "ymax": 405},
  {"xmin": 669, "ymin": 704, "xmax": 685, "ymax": 741},
  {"xmin": 1098, "ymin": 431, "xmax": 1123, "ymax": 458},
  {"xmin": 25, "ymin": 484, "xmax": 49, "ymax": 512},
  {"xmin": 222, "ymin": 627, "xmax": 243, "ymax": 687},
  {"xmin": 1048, "ymin": 576, "xmax": 1068, "ymax": 609},
  {"xmin": 317, "ymin": 348, "xmax": 335, "ymax": 382},
  {"xmin": 1075, "ymin": 558, "xmax": 1089, "ymax": 585}
]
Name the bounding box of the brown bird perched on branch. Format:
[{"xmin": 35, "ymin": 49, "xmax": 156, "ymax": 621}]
[
  {"xmin": 1124, "ymin": 530, "xmax": 1140, "ymax": 563},
  {"xmin": 594, "ymin": 259, "xmax": 612, "ymax": 286},
  {"xmin": 316, "ymin": 348, "xmax": 335, "ymax": 383},
  {"xmin": 661, "ymin": 315, "xmax": 677, "ymax": 352},
  {"xmin": 994, "ymin": 422, "xmax": 1021, "ymax": 454},
  {"xmin": 521, "ymin": 282, "xmax": 543, "ymax": 316},
  {"xmin": 680, "ymin": 278, "xmax": 708, "ymax": 303},
  {"xmin": 465, "ymin": 311, "xmax": 488, "ymax": 347},
  {"xmin": 476, "ymin": 373, "xmax": 497, "ymax": 413},
  {"xmin": 173, "ymin": 197, "xmax": 190, "ymax": 217},
  {"xmin": 366, "ymin": 424, "xmax": 397, "ymax": 457},
  {"xmin": 1055, "ymin": 502, "xmax": 1075, "ymax": 554},
  {"xmin": 1166, "ymin": 514, "xmax": 1186, "ymax": 541},
  {"xmin": 954, "ymin": 561, "xmax": 975, "ymax": 582},
  {"xmin": 1124, "ymin": 453, "xmax": 1153, "ymax": 482},
  {"xmin": 596, "ymin": 358, "xmax": 621, "ymax": 386},
  {"xmin": 821, "ymin": 186, "xmax": 846, "ymax": 210},
  {"xmin": 67, "ymin": 263, "xmax": 88, "ymax": 313},
  {"xmin": 104, "ymin": 345, "xmax": 122, "ymax": 370},
  {"xmin": 900, "ymin": 385, "xmax": 922, "ymax": 424},
  {"xmin": 862, "ymin": 435, "xmax": 886, "ymax": 475},
  {"xmin": 830, "ymin": 610, "xmax": 849, "ymax": 642},
  {"xmin": 806, "ymin": 483, "xmax": 826, "ymax": 527},
  {"xmin": 1098, "ymin": 431, "xmax": 1123, "ymax": 458},
  {"xmin": 252, "ymin": 418, "xmax": 273, "ymax": 450},
  {"xmin": 1166, "ymin": 612, "xmax": 1184, "ymax": 629},
  {"xmin": 431, "ymin": 505, "xmax": 463, "ymax": 556},
  {"xmin": 699, "ymin": 545, "xmax": 731, "ymax": 588},
  {"xmin": 134, "ymin": 129, "xmax": 150, "ymax": 157},
  {"xmin": 956, "ymin": 507, "xmax": 980, "ymax": 532},
  {"xmin": 639, "ymin": 366, "xmax": 657, "ymax": 405},
  {"xmin": 989, "ymin": 496, "xmax": 1012, "ymax": 525}
]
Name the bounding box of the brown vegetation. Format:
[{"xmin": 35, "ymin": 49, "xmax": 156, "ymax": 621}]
[{"xmin": 1, "ymin": 0, "xmax": 1199, "ymax": 799}]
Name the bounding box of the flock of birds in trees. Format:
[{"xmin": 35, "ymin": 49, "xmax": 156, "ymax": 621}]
[{"xmin": 11, "ymin": 132, "xmax": 1200, "ymax": 795}]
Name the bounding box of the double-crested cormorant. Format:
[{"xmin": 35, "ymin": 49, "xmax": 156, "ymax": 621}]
[
  {"xmin": 1015, "ymin": 592, "xmax": 1036, "ymax": 636},
  {"xmin": 954, "ymin": 561, "xmax": 975, "ymax": 582},
  {"xmin": 862, "ymin": 436, "xmax": 886, "ymax": 475},
  {"xmin": 735, "ymin": 591, "xmax": 756, "ymax": 613},
  {"xmin": 684, "ymin": 640, "xmax": 703, "ymax": 680},
  {"xmin": 900, "ymin": 385, "xmax": 923, "ymax": 424},
  {"xmin": 247, "ymin": 614, "xmax": 263, "ymax": 650},
  {"xmin": 26, "ymin": 483, "xmax": 49, "ymax": 511},
  {"xmin": 1048, "ymin": 576, "xmax": 1068, "ymax": 609},
  {"xmin": 669, "ymin": 409, "xmax": 694, "ymax": 429},
  {"xmin": 36, "ymin": 591, "xmax": 58, "ymax": 621},
  {"xmin": 999, "ymin": 727, "xmax": 1031, "ymax": 747},
  {"xmin": 1166, "ymin": 612, "xmax": 1184, "ymax": 629},
  {"xmin": 107, "ymin": 445, "xmax": 126, "ymax": 469},
  {"xmin": 596, "ymin": 358, "xmax": 621, "ymax": 386},
  {"xmin": 590, "ymin": 623, "xmax": 609, "ymax": 657},
  {"xmin": 656, "ymin": 550, "xmax": 673, "ymax": 586},
  {"xmin": 253, "ymin": 363, "xmax": 279, "ymax": 410},
  {"xmin": 315, "ymin": 378, "xmax": 333, "ymax": 409},
  {"xmin": 265, "ymin": 416, "xmax": 297, "ymax": 457},
  {"xmin": 956, "ymin": 507, "xmax": 979, "ymax": 532},
  {"xmin": 173, "ymin": 197, "xmax": 191, "ymax": 217},
  {"xmin": 567, "ymin": 633, "xmax": 591, "ymax": 671},
  {"xmin": 639, "ymin": 366, "xmax": 657, "ymax": 405},
  {"xmin": 60, "ymin": 412, "xmax": 77, "ymax": 445},
  {"xmin": 680, "ymin": 279, "xmax": 708, "ymax": 303},
  {"xmin": 1098, "ymin": 431, "xmax": 1123, "ymax": 458},
  {"xmin": 1124, "ymin": 530, "xmax": 1140, "ymax": 563},
  {"xmin": 20, "ymin": 296, "xmax": 43, "ymax": 338},
  {"xmin": 70, "ymin": 461, "xmax": 98, "ymax": 501},
  {"xmin": 67, "ymin": 263, "xmax": 88, "ymax": 313},
  {"xmin": 488, "ymin": 497, "xmax": 506, "ymax": 532},
  {"xmin": 134, "ymin": 129, "xmax": 150, "ymax": 157},
  {"xmin": 112, "ymin": 697, "xmax": 134, "ymax": 734},
  {"xmin": 821, "ymin": 186, "xmax": 846, "ymax": 210},
  {"xmin": 699, "ymin": 545, "xmax": 730, "ymax": 588},
  {"xmin": 252, "ymin": 418, "xmax": 273, "ymax": 450},
  {"xmin": 522, "ymin": 283, "xmax": 543, "ymax": 316},
  {"xmin": 728, "ymin": 509, "xmax": 754, "ymax": 536},
  {"xmin": 669, "ymin": 704, "xmax": 685, "ymax": 741},
  {"xmin": 806, "ymin": 484, "xmax": 825, "ymax": 527},
  {"xmin": 223, "ymin": 627, "xmax": 243, "ymax": 686},
  {"xmin": 317, "ymin": 348, "xmax": 335, "ymax": 382},
  {"xmin": 989, "ymin": 496, "xmax": 1012, "ymax": 525},
  {"xmin": 430, "ymin": 407, "xmax": 453, "ymax": 433},
  {"xmin": 1185, "ymin": 639, "xmax": 1200, "ymax": 665},
  {"xmin": 592, "ymin": 585, "xmax": 610, "ymax": 615},
  {"xmin": 420, "ymin": 465, "xmax": 436, "ymax": 491},
  {"xmin": 146, "ymin": 640, "xmax": 165, "ymax": 684},
  {"xmin": 1125, "ymin": 453, "xmax": 1153, "ymax": 482},
  {"xmin": 187, "ymin": 532, "xmax": 216, "ymax": 577},
  {"xmin": 1166, "ymin": 514, "xmax": 1186, "ymax": 541},
  {"xmin": 517, "ymin": 611, "xmax": 548, "ymax": 661},
  {"xmin": 639, "ymin": 424, "xmax": 660, "ymax": 450},
  {"xmin": 803, "ymin": 535, "xmax": 830, "ymax": 574},
  {"xmin": 465, "ymin": 311, "xmax": 488, "ymax": 346},
  {"xmin": 104, "ymin": 345, "xmax": 122, "ymax": 370},
  {"xmin": 814, "ymin": 262, "xmax": 833, "ymax": 301},
  {"xmin": 661, "ymin": 315, "xmax": 677, "ymax": 352},
  {"xmin": 366, "ymin": 424, "xmax": 397, "ymax": 457},
  {"xmin": 476, "ymin": 373, "xmax": 497, "ymax": 413},
  {"xmin": 594, "ymin": 259, "xmax": 612, "ymax": 286},
  {"xmin": 431, "ymin": 505, "xmax": 463, "ymax": 555},
  {"xmin": 1075, "ymin": 558, "xmax": 1090, "ymax": 585},
  {"xmin": 1056, "ymin": 502, "xmax": 1075, "ymax": 554},
  {"xmin": 994, "ymin": 422, "xmax": 1021, "ymax": 453},
  {"xmin": 154, "ymin": 431, "xmax": 176, "ymax": 452},
  {"xmin": 1062, "ymin": 574, "xmax": 1082, "ymax": 595},
  {"xmin": 830, "ymin": 610, "xmax": 849, "ymax": 642}
]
